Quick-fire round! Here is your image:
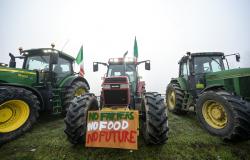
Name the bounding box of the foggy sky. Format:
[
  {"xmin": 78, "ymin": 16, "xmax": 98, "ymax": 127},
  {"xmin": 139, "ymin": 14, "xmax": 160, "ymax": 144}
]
[{"xmin": 0, "ymin": 0, "xmax": 249, "ymax": 95}]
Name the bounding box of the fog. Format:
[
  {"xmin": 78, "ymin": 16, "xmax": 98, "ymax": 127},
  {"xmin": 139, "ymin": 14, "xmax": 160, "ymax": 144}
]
[{"xmin": 0, "ymin": 0, "xmax": 249, "ymax": 95}]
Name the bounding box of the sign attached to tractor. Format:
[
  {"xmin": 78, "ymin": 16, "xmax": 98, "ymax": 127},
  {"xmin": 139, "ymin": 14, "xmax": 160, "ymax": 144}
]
[{"xmin": 86, "ymin": 109, "xmax": 139, "ymax": 150}]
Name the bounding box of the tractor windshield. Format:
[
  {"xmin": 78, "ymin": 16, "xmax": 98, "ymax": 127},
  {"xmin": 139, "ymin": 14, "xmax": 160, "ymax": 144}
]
[
  {"xmin": 107, "ymin": 64, "xmax": 136, "ymax": 83},
  {"xmin": 194, "ymin": 56, "xmax": 225, "ymax": 73},
  {"xmin": 25, "ymin": 55, "xmax": 50, "ymax": 71}
]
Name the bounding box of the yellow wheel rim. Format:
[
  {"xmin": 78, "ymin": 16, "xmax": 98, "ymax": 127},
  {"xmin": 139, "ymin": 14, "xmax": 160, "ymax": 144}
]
[
  {"xmin": 0, "ymin": 100, "xmax": 30, "ymax": 133},
  {"xmin": 202, "ymin": 100, "xmax": 227, "ymax": 129},
  {"xmin": 74, "ymin": 88, "xmax": 86, "ymax": 96},
  {"xmin": 167, "ymin": 90, "xmax": 176, "ymax": 110}
]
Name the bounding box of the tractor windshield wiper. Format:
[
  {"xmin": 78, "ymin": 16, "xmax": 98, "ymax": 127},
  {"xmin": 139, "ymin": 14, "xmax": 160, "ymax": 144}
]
[
  {"xmin": 208, "ymin": 57, "xmax": 222, "ymax": 69},
  {"xmin": 40, "ymin": 56, "xmax": 48, "ymax": 63}
]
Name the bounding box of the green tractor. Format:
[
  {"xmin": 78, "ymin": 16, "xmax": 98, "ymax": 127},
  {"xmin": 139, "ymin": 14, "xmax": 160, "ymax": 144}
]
[
  {"xmin": 0, "ymin": 45, "xmax": 89, "ymax": 144},
  {"xmin": 166, "ymin": 52, "xmax": 250, "ymax": 141}
]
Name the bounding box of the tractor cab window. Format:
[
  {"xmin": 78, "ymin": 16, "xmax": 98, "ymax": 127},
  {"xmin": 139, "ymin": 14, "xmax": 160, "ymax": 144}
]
[
  {"xmin": 52, "ymin": 57, "xmax": 72, "ymax": 80},
  {"xmin": 180, "ymin": 62, "xmax": 189, "ymax": 77},
  {"xmin": 194, "ymin": 56, "xmax": 224, "ymax": 73},
  {"xmin": 107, "ymin": 64, "xmax": 136, "ymax": 83},
  {"xmin": 25, "ymin": 55, "xmax": 50, "ymax": 71}
]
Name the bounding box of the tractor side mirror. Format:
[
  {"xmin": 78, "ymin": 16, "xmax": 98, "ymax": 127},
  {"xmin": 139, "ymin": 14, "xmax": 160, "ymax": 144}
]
[
  {"xmin": 145, "ymin": 61, "xmax": 150, "ymax": 70},
  {"xmin": 93, "ymin": 62, "xmax": 98, "ymax": 72},
  {"xmin": 236, "ymin": 54, "xmax": 240, "ymax": 62},
  {"xmin": 9, "ymin": 53, "xmax": 16, "ymax": 68},
  {"xmin": 51, "ymin": 53, "xmax": 59, "ymax": 64}
]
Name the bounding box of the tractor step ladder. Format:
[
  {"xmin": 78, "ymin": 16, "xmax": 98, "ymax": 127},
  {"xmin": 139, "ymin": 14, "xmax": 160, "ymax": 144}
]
[
  {"xmin": 52, "ymin": 88, "xmax": 62, "ymax": 115},
  {"xmin": 183, "ymin": 92, "xmax": 190, "ymax": 110}
]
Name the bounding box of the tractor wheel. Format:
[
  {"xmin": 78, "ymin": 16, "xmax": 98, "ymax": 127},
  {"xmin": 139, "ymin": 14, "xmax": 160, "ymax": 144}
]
[
  {"xmin": 141, "ymin": 92, "xmax": 169, "ymax": 144},
  {"xmin": 166, "ymin": 82, "xmax": 187, "ymax": 114},
  {"xmin": 196, "ymin": 90, "xmax": 250, "ymax": 141},
  {"xmin": 64, "ymin": 93, "xmax": 98, "ymax": 144},
  {"xmin": 61, "ymin": 81, "xmax": 89, "ymax": 116},
  {"xmin": 0, "ymin": 86, "xmax": 39, "ymax": 145}
]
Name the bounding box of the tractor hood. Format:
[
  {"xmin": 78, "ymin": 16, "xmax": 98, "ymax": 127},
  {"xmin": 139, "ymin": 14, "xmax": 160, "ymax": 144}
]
[
  {"xmin": 206, "ymin": 68, "xmax": 250, "ymax": 80},
  {"xmin": 206, "ymin": 67, "xmax": 250, "ymax": 101},
  {"xmin": 0, "ymin": 67, "xmax": 37, "ymax": 86}
]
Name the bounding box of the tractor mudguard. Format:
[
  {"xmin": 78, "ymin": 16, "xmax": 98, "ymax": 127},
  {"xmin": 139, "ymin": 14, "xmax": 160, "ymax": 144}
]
[
  {"xmin": 170, "ymin": 77, "xmax": 187, "ymax": 91},
  {"xmin": 59, "ymin": 75, "xmax": 90, "ymax": 90},
  {"xmin": 0, "ymin": 83, "xmax": 44, "ymax": 109},
  {"xmin": 200, "ymin": 84, "xmax": 225, "ymax": 94}
]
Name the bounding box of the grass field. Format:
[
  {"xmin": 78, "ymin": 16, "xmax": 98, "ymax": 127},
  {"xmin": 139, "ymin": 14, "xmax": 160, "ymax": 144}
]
[{"xmin": 0, "ymin": 112, "xmax": 250, "ymax": 160}]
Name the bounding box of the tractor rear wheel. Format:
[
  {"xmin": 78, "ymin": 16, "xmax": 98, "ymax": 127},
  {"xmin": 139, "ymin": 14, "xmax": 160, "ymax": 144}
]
[
  {"xmin": 64, "ymin": 93, "xmax": 98, "ymax": 144},
  {"xmin": 61, "ymin": 81, "xmax": 89, "ymax": 116},
  {"xmin": 196, "ymin": 90, "xmax": 250, "ymax": 141},
  {"xmin": 0, "ymin": 86, "xmax": 39, "ymax": 145},
  {"xmin": 166, "ymin": 82, "xmax": 187, "ymax": 114},
  {"xmin": 141, "ymin": 92, "xmax": 169, "ymax": 144}
]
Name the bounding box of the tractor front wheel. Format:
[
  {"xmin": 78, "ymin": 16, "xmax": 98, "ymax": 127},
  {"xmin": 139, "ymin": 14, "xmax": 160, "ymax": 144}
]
[
  {"xmin": 141, "ymin": 92, "xmax": 169, "ymax": 144},
  {"xmin": 196, "ymin": 90, "xmax": 250, "ymax": 141},
  {"xmin": 64, "ymin": 93, "xmax": 98, "ymax": 144},
  {"xmin": 0, "ymin": 86, "xmax": 39, "ymax": 145},
  {"xmin": 61, "ymin": 81, "xmax": 89, "ymax": 116},
  {"xmin": 166, "ymin": 82, "xmax": 187, "ymax": 114}
]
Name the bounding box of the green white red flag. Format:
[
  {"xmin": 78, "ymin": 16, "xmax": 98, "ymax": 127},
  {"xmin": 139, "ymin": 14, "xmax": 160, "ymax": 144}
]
[{"xmin": 76, "ymin": 45, "xmax": 85, "ymax": 77}]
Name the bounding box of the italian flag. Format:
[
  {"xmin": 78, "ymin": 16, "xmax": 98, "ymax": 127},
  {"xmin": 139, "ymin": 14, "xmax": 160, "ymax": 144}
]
[{"xmin": 76, "ymin": 45, "xmax": 85, "ymax": 77}]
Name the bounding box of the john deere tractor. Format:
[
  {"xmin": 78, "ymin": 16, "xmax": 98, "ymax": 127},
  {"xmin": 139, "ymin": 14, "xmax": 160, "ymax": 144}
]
[
  {"xmin": 64, "ymin": 55, "xmax": 169, "ymax": 147},
  {"xmin": 0, "ymin": 45, "xmax": 89, "ymax": 144},
  {"xmin": 166, "ymin": 52, "xmax": 250, "ymax": 141}
]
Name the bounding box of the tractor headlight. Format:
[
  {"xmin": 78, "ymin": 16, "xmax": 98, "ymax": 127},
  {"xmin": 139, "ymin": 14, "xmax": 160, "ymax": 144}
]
[
  {"xmin": 120, "ymin": 84, "xmax": 129, "ymax": 89},
  {"xmin": 102, "ymin": 84, "xmax": 111, "ymax": 89}
]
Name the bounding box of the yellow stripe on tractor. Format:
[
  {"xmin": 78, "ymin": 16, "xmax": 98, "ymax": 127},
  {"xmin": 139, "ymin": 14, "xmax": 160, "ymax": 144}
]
[{"xmin": 0, "ymin": 68, "xmax": 36, "ymax": 75}]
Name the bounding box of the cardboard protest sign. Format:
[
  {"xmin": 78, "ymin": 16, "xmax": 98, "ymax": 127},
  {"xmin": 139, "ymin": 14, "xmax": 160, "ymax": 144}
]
[{"xmin": 86, "ymin": 109, "xmax": 139, "ymax": 150}]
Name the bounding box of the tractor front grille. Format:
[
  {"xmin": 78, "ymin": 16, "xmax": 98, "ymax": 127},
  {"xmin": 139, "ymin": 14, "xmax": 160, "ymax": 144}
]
[
  {"xmin": 103, "ymin": 90, "xmax": 129, "ymax": 105},
  {"xmin": 104, "ymin": 77, "xmax": 127, "ymax": 84}
]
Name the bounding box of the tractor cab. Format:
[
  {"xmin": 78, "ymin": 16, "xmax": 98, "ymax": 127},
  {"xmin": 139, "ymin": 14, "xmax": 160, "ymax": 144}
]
[
  {"xmin": 93, "ymin": 56, "xmax": 150, "ymax": 109},
  {"xmin": 7, "ymin": 45, "xmax": 75, "ymax": 86},
  {"xmin": 21, "ymin": 48, "xmax": 75, "ymax": 85},
  {"xmin": 107, "ymin": 58, "xmax": 138, "ymax": 93},
  {"xmin": 178, "ymin": 52, "xmax": 240, "ymax": 96}
]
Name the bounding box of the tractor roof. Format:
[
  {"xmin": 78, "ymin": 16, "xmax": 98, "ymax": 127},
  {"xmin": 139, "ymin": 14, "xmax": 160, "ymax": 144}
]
[
  {"xmin": 21, "ymin": 48, "xmax": 75, "ymax": 61},
  {"xmin": 108, "ymin": 57, "xmax": 137, "ymax": 65},
  {"xmin": 179, "ymin": 52, "xmax": 224, "ymax": 64},
  {"xmin": 191, "ymin": 52, "xmax": 224, "ymax": 57}
]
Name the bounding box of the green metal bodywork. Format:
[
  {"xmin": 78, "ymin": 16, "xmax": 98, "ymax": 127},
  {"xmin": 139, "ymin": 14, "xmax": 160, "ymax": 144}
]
[
  {"xmin": 0, "ymin": 66, "xmax": 68, "ymax": 114},
  {"xmin": 0, "ymin": 67, "xmax": 37, "ymax": 85},
  {"xmin": 0, "ymin": 48, "xmax": 88, "ymax": 114},
  {"xmin": 206, "ymin": 68, "xmax": 250, "ymax": 101},
  {"xmin": 171, "ymin": 77, "xmax": 187, "ymax": 91}
]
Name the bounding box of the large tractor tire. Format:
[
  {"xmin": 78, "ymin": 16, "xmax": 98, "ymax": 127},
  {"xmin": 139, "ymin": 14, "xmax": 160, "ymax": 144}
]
[
  {"xmin": 0, "ymin": 86, "xmax": 40, "ymax": 145},
  {"xmin": 166, "ymin": 82, "xmax": 187, "ymax": 114},
  {"xmin": 141, "ymin": 92, "xmax": 169, "ymax": 144},
  {"xmin": 61, "ymin": 81, "xmax": 89, "ymax": 116},
  {"xmin": 196, "ymin": 90, "xmax": 250, "ymax": 141},
  {"xmin": 64, "ymin": 93, "xmax": 98, "ymax": 144}
]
